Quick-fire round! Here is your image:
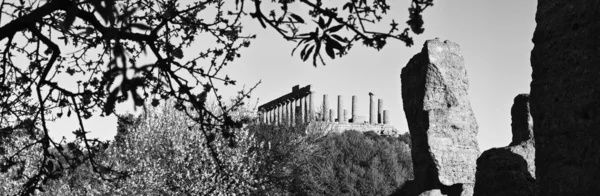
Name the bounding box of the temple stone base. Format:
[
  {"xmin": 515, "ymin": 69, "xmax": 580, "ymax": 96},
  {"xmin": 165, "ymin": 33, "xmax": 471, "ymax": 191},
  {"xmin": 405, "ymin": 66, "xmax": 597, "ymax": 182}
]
[{"xmin": 307, "ymin": 121, "xmax": 399, "ymax": 136}]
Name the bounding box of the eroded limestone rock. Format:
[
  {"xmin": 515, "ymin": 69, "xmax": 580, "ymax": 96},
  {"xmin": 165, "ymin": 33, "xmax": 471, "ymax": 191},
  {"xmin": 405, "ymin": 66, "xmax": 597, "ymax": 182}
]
[
  {"xmin": 531, "ymin": 1, "xmax": 600, "ymax": 195},
  {"xmin": 401, "ymin": 38, "xmax": 479, "ymax": 196},
  {"xmin": 474, "ymin": 94, "xmax": 536, "ymax": 196}
]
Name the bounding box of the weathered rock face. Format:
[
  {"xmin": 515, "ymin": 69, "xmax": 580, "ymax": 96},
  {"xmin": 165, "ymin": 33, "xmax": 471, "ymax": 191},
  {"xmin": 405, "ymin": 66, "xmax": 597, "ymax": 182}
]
[
  {"xmin": 474, "ymin": 148, "xmax": 536, "ymax": 196},
  {"xmin": 510, "ymin": 94, "xmax": 534, "ymax": 146},
  {"xmin": 510, "ymin": 94, "xmax": 535, "ymax": 177},
  {"xmin": 531, "ymin": 1, "xmax": 600, "ymax": 195},
  {"xmin": 401, "ymin": 38, "xmax": 480, "ymax": 196},
  {"xmin": 474, "ymin": 94, "xmax": 536, "ymax": 196}
]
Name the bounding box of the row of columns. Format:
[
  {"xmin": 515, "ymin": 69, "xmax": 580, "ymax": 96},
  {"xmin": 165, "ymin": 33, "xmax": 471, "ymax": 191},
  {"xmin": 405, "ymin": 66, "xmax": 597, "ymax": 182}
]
[
  {"xmin": 259, "ymin": 93, "xmax": 390, "ymax": 125},
  {"xmin": 260, "ymin": 91, "xmax": 316, "ymax": 126}
]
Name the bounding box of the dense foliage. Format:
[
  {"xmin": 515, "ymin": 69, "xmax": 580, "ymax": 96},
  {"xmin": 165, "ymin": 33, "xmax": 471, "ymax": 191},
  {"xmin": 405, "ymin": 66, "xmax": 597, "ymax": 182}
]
[
  {"xmin": 18, "ymin": 100, "xmax": 265, "ymax": 195},
  {"xmin": 247, "ymin": 123, "xmax": 413, "ymax": 196},
  {"xmin": 289, "ymin": 130, "xmax": 412, "ymax": 196},
  {"xmin": 247, "ymin": 122, "xmax": 331, "ymax": 195},
  {"xmin": 0, "ymin": 0, "xmax": 432, "ymax": 193}
]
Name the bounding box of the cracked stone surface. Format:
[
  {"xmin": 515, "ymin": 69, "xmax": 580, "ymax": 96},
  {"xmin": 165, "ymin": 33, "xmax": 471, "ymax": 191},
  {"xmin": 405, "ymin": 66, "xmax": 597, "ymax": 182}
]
[{"xmin": 401, "ymin": 38, "xmax": 479, "ymax": 196}]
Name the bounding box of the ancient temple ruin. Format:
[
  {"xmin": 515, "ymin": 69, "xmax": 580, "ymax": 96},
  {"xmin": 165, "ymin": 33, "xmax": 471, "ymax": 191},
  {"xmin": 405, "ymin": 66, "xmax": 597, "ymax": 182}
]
[{"xmin": 257, "ymin": 85, "xmax": 397, "ymax": 135}]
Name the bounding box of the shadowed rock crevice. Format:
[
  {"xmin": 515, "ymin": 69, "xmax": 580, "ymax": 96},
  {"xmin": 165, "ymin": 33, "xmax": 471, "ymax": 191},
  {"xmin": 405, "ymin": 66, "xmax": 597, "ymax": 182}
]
[{"xmin": 399, "ymin": 38, "xmax": 479, "ymax": 196}]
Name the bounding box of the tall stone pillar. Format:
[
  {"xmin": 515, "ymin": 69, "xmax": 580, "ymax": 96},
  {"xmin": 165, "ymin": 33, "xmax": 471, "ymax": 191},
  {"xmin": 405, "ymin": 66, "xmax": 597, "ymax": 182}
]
[
  {"xmin": 383, "ymin": 110, "xmax": 389, "ymax": 124},
  {"xmin": 299, "ymin": 97, "xmax": 305, "ymax": 124},
  {"xmin": 352, "ymin": 95, "xmax": 358, "ymax": 123},
  {"xmin": 322, "ymin": 94, "xmax": 329, "ymax": 122},
  {"xmin": 288, "ymin": 100, "xmax": 293, "ymax": 126},
  {"xmin": 288, "ymin": 99, "xmax": 296, "ymax": 126},
  {"xmin": 271, "ymin": 109, "xmax": 275, "ymax": 125},
  {"xmin": 284, "ymin": 101, "xmax": 288, "ymax": 126},
  {"xmin": 290, "ymin": 99, "xmax": 296, "ymax": 126},
  {"xmin": 274, "ymin": 106, "xmax": 278, "ymax": 125},
  {"xmin": 277, "ymin": 105, "xmax": 282, "ymax": 126},
  {"xmin": 268, "ymin": 109, "xmax": 272, "ymax": 124},
  {"xmin": 265, "ymin": 110, "xmax": 269, "ymax": 124},
  {"xmin": 304, "ymin": 95, "xmax": 310, "ymax": 122},
  {"xmin": 280, "ymin": 104, "xmax": 284, "ymax": 126},
  {"xmin": 329, "ymin": 109, "xmax": 334, "ymax": 122},
  {"xmin": 378, "ymin": 99, "xmax": 383, "ymax": 124},
  {"xmin": 309, "ymin": 91, "xmax": 315, "ymax": 122},
  {"xmin": 338, "ymin": 95, "xmax": 343, "ymax": 123},
  {"xmin": 401, "ymin": 39, "xmax": 479, "ymax": 195},
  {"xmin": 369, "ymin": 94, "xmax": 376, "ymax": 124},
  {"xmin": 282, "ymin": 102, "xmax": 287, "ymax": 126}
]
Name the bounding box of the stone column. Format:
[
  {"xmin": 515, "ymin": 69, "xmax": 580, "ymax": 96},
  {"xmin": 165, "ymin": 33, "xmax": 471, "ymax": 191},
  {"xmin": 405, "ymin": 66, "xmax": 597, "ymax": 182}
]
[
  {"xmin": 277, "ymin": 104, "xmax": 282, "ymax": 126},
  {"xmin": 304, "ymin": 95, "xmax": 309, "ymax": 122},
  {"xmin": 284, "ymin": 101, "xmax": 288, "ymax": 126},
  {"xmin": 290, "ymin": 99, "xmax": 296, "ymax": 126},
  {"xmin": 329, "ymin": 109, "xmax": 334, "ymax": 122},
  {"xmin": 323, "ymin": 94, "xmax": 329, "ymax": 122},
  {"xmin": 279, "ymin": 104, "xmax": 284, "ymax": 126},
  {"xmin": 271, "ymin": 108, "xmax": 275, "ymax": 125},
  {"xmin": 383, "ymin": 110, "xmax": 389, "ymax": 124},
  {"xmin": 264, "ymin": 110, "xmax": 268, "ymax": 124},
  {"xmin": 274, "ymin": 106, "xmax": 278, "ymax": 125},
  {"xmin": 299, "ymin": 97, "xmax": 305, "ymax": 124},
  {"xmin": 267, "ymin": 109, "xmax": 272, "ymax": 124},
  {"xmin": 281, "ymin": 103, "xmax": 286, "ymax": 126},
  {"xmin": 265, "ymin": 110, "xmax": 269, "ymax": 124},
  {"xmin": 272, "ymin": 107, "xmax": 275, "ymax": 125},
  {"xmin": 338, "ymin": 95, "xmax": 343, "ymax": 123},
  {"xmin": 309, "ymin": 91, "xmax": 315, "ymax": 122},
  {"xmin": 352, "ymin": 95, "xmax": 358, "ymax": 123},
  {"xmin": 378, "ymin": 99, "xmax": 383, "ymax": 124},
  {"xmin": 287, "ymin": 101, "xmax": 292, "ymax": 126},
  {"xmin": 369, "ymin": 94, "xmax": 376, "ymax": 124}
]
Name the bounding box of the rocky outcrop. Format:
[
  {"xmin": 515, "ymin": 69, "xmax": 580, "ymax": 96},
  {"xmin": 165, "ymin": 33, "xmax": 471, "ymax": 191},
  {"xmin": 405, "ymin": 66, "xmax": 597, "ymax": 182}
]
[
  {"xmin": 400, "ymin": 38, "xmax": 480, "ymax": 196},
  {"xmin": 509, "ymin": 94, "xmax": 534, "ymax": 147},
  {"xmin": 474, "ymin": 94, "xmax": 536, "ymax": 196},
  {"xmin": 531, "ymin": 1, "xmax": 600, "ymax": 195}
]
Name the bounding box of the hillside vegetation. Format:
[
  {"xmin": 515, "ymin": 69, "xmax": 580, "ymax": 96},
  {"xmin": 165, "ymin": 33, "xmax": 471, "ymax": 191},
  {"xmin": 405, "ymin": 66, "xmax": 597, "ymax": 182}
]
[{"xmin": 1, "ymin": 100, "xmax": 413, "ymax": 195}]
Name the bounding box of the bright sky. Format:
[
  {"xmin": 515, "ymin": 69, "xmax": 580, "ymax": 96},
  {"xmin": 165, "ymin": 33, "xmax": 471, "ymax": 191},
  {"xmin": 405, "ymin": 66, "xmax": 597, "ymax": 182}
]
[{"xmin": 47, "ymin": 0, "xmax": 537, "ymax": 151}]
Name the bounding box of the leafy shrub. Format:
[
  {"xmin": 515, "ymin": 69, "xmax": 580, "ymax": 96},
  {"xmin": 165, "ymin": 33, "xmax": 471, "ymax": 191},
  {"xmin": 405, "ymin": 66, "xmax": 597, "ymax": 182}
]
[
  {"xmin": 248, "ymin": 120, "xmax": 413, "ymax": 196},
  {"xmin": 247, "ymin": 122, "xmax": 331, "ymax": 195},
  {"xmin": 290, "ymin": 130, "xmax": 413, "ymax": 196},
  {"xmin": 38, "ymin": 100, "xmax": 266, "ymax": 195},
  {"xmin": 0, "ymin": 126, "xmax": 46, "ymax": 196},
  {"xmin": 0, "ymin": 123, "xmax": 107, "ymax": 196}
]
